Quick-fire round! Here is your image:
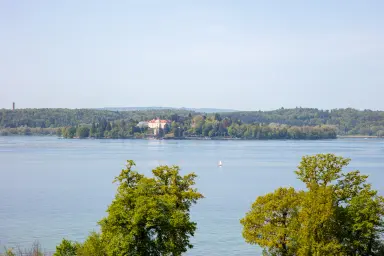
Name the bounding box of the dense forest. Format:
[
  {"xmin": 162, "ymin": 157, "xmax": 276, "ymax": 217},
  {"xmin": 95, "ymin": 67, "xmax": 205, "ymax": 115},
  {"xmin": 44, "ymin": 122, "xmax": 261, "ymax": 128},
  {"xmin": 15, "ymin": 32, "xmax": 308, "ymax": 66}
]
[
  {"xmin": 0, "ymin": 108, "xmax": 193, "ymax": 128},
  {"xmin": 0, "ymin": 107, "xmax": 383, "ymax": 139},
  {"xmin": 221, "ymin": 108, "xmax": 384, "ymax": 136}
]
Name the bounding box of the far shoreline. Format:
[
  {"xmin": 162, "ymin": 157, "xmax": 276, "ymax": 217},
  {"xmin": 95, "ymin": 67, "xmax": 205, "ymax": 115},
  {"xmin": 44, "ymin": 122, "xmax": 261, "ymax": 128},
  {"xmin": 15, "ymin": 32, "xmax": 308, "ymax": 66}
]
[
  {"xmin": 3, "ymin": 134, "xmax": 384, "ymax": 140},
  {"xmin": 337, "ymin": 135, "xmax": 379, "ymax": 138}
]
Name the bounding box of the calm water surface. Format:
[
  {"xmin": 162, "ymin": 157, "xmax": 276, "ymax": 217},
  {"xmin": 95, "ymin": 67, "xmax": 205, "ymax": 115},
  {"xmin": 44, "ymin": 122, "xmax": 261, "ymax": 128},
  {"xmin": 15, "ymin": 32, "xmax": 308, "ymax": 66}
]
[{"xmin": 0, "ymin": 137, "xmax": 383, "ymax": 255}]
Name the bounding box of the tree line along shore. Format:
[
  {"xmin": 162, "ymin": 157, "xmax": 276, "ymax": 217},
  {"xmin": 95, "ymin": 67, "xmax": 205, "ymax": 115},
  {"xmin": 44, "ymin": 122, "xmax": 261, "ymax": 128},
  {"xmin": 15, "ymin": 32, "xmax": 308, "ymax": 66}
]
[{"xmin": 1, "ymin": 107, "xmax": 384, "ymax": 139}]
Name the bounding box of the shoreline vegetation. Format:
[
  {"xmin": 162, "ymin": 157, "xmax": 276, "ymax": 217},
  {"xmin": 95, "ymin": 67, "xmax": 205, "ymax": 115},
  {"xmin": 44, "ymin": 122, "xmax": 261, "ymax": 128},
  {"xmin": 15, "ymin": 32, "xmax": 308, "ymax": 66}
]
[
  {"xmin": 0, "ymin": 131, "xmax": 380, "ymax": 140},
  {"xmin": 0, "ymin": 126, "xmax": 338, "ymax": 140},
  {"xmin": 337, "ymin": 135, "xmax": 379, "ymax": 138},
  {"xmin": 1, "ymin": 107, "xmax": 384, "ymax": 140}
]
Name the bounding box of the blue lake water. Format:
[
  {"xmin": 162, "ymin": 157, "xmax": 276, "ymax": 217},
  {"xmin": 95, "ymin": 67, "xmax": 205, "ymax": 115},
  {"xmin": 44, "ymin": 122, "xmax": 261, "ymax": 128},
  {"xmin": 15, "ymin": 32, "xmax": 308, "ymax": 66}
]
[{"xmin": 0, "ymin": 136, "xmax": 383, "ymax": 255}]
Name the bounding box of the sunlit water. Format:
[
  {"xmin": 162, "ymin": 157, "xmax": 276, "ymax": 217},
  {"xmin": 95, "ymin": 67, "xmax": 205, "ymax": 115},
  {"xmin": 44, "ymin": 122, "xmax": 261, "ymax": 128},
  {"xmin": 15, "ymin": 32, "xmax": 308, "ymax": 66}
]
[{"xmin": 0, "ymin": 136, "xmax": 383, "ymax": 255}]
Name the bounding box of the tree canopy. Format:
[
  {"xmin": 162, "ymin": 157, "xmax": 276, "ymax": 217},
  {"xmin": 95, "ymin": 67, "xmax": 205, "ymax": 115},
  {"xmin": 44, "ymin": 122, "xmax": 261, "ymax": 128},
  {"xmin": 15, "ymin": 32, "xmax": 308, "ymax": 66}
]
[
  {"xmin": 241, "ymin": 154, "xmax": 384, "ymax": 256},
  {"xmin": 221, "ymin": 108, "xmax": 384, "ymax": 137},
  {"xmin": 53, "ymin": 160, "xmax": 203, "ymax": 256}
]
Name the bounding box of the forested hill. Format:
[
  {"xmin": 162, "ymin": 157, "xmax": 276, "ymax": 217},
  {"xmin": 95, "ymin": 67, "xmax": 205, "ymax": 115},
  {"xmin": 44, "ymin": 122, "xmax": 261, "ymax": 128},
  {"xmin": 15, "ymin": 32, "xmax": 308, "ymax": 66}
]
[
  {"xmin": 0, "ymin": 108, "xmax": 194, "ymax": 128},
  {"xmin": 219, "ymin": 108, "xmax": 384, "ymax": 136},
  {"xmin": 0, "ymin": 108, "xmax": 383, "ymax": 137}
]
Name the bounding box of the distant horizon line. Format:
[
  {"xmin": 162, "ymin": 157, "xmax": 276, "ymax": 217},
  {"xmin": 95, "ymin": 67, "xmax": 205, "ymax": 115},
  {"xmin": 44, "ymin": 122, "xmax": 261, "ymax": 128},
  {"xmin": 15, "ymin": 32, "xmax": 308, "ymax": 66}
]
[{"xmin": 2, "ymin": 106, "xmax": 384, "ymax": 112}]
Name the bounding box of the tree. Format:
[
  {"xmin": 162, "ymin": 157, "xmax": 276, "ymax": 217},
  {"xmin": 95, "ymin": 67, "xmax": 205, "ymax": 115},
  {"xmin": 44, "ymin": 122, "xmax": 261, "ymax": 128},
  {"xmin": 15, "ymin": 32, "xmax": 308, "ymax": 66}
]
[
  {"xmin": 54, "ymin": 239, "xmax": 80, "ymax": 256},
  {"xmin": 62, "ymin": 126, "xmax": 76, "ymax": 138},
  {"xmin": 156, "ymin": 127, "xmax": 164, "ymax": 138},
  {"xmin": 214, "ymin": 113, "xmax": 222, "ymax": 121},
  {"xmin": 296, "ymin": 154, "xmax": 384, "ymax": 255},
  {"xmin": 296, "ymin": 186, "xmax": 341, "ymax": 255},
  {"xmin": 335, "ymin": 171, "xmax": 384, "ymax": 254},
  {"xmin": 171, "ymin": 121, "xmax": 179, "ymax": 137},
  {"xmin": 77, "ymin": 232, "xmax": 105, "ymax": 256},
  {"xmin": 295, "ymin": 154, "xmax": 350, "ymax": 188},
  {"xmin": 76, "ymin": 126, "xmax": 90, "ymax": 138},
  {"xmin": 99, "ymin": 160, "xmax": 203, "ymax": 256},
  {"xmin": 106, "ymin": 122, "xmax": 112, "ymax": 131},
  {"xmin": 241, "ymin": 187, "xmax": 301, "ymax": 256},
  {"xmin": 163, "ymin": 123, "xmax": 170, "ymax": 134},
  {"xmin": 90, "ymin": 122, "xmax": 96, "ymax": 137},
  {"xmin": 241, "ymin": 154, "xmax": 384, "ymax": 256},
  {"xmin": 56, "ymin": 127, "xmax": 62, "ymax": 137}
]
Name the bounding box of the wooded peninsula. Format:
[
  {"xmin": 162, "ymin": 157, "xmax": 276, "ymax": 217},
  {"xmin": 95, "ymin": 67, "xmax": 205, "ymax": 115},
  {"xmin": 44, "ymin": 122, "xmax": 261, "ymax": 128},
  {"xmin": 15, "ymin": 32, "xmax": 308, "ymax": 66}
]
[{"xmin": 1, "ymin": 108, "xmax": 383, "ymax": 140}]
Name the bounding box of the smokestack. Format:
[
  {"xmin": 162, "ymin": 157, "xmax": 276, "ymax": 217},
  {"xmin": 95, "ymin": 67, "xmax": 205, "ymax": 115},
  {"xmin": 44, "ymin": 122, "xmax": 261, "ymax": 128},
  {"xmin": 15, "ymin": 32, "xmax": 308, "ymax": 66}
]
[{"xmin": 13, "ymin": 102, "xmax": 15, "ymax": 110}]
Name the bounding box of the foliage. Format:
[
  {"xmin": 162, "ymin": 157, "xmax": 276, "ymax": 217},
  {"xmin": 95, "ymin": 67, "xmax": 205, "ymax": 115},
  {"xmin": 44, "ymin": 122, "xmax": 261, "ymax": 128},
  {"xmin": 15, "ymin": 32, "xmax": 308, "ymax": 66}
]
[
  {"xmin": 221, "ymin": 108, "xmax": 384, "ymax": 136},
  {"xmin": 241, "ymin": 154, "xmax": 384, "ymax": 256},
  {"xmin": 3, "ymin": 107, "xmax": 384, "ymax": 139},
  {"xmin": 48, "ymin": 161, "xmax": 203, "ymax": 256},
  {"xmin": 296, "ymin": 186, "xmax": 341, "ymax": 255},
  {"xmin": 241, "ymin": 187, "xmax": 302, "ymax": 256},
  {"xmin": 76, "ymin": 126, "xmax": 90, "ymax": 138},
  {"xmin": 98, "ymin": 160, "xmax": 204, "ymax": 255},
  {"xmin": 77, "ymin": 232, "xmax": 105, "ymax": 256},
  {"xmin": 0, "ymin": 127, "xmax": 58, "ymax": 136},
  {"xmin": 0, "ymin": 109, "xmax": 193, "ymax": 129},
  {"xmin": 295, "ymin": 154, "xmax": 350, "ymax": 188},
  {"xmin": 54, "ymin": 239, "xmax": 80, "ymax": 256},
  {"xmin": 62, "ymin": 127, "xmax": 76, "ymax": 138}
]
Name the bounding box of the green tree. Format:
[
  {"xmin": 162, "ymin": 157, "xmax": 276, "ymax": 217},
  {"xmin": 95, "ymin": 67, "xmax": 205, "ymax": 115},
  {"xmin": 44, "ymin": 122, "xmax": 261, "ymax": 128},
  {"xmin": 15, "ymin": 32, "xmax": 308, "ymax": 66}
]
[
  {"xmin": 163, "ymin": 123, "xmax": 170, "ymax": 134},
  {"xmin": 99, "ymin": 160, "xmax": 203, "ymax": 256},
  {"xmin": 241, "ymin": 154, "xmax": 384, "ymax": 256},
  {"xmin": 335, "ymin": 171, "xmax": 384, "ymax": 254},
  {"xmin": 156, "ymin": 127, "xmax": 164, "ymax": 138},
  {"xmin": 77, "ymin": 232, "xmax": 105, "ymax": 256},
  {"xmin": 241, "ymin": 187, "xmax": 301, "ymax": 256},
  {"xmin": 297, "ymin": 186, "xmax": 341, "ymax": 255},
  {"xmin": 54, "ymin": 239, "xmax": 80, "ymax": 256},
  {"xmin": 106, "ymin": 122, "xmax": 112, "ymax": 131},
  {"xmin": 171, "ymin": 121, "xmax": 179, "ymax": 137},
  {"xmin": 62, "ymin": 126, "xmax": 76, "ymax": 138},
  {"xmin": 90, "ymin": 122, "xmax": 96, "ymax": 137},
  {"xmin": 295, "ymin": 154, "xmax": 384, "ymax": 255},
  {"xmin": 57, "ymin": 127, "xmax": 63, "ymax": 137},
  {"xmin": 295, "ymin": 154, "xmax": 349, "ymax": 188},
  {"xmin": 76, "ymin": 126, "xmax": 90, "ymax": 138},
  {"xmin": 214, "ymin": 113, "xmax": 222, "ymax": 121}
]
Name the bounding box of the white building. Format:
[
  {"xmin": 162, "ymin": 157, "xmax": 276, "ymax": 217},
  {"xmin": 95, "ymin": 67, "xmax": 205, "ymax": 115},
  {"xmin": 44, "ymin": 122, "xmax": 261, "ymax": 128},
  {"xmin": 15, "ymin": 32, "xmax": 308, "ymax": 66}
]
[{"xmin": 148, "ymin": 118, "xmax": 171, "ymax": 129}]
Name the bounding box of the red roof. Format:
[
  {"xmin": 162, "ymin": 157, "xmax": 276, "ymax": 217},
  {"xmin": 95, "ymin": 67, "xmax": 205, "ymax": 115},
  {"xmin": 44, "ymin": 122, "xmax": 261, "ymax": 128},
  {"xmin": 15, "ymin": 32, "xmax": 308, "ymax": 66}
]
[{"xmin": 148, "ymin": 119, "xmax": 170, "ymax": 123}]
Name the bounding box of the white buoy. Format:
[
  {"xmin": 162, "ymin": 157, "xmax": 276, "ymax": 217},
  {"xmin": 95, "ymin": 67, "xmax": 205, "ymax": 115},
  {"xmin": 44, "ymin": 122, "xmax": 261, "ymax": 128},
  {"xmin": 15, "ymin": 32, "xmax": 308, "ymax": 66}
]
[{"xmin": 218, "ymin": 160, "xmax": 222, "ymax": 167}]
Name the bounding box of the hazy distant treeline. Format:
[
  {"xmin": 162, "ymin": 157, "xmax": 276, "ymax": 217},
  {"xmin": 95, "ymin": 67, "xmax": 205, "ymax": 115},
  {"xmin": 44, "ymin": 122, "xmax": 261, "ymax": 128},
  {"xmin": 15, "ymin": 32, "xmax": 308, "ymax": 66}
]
[
  {"xmin": 0, "ymin": 107, "xmax": 383, "ymax": 138},
  {"xmin": 222, "ymin": 108, "xmax": 384, "ymax": 136},
  {"xmin": 0, "ymin": 108, "xmax": 193, "ymax": 128}
]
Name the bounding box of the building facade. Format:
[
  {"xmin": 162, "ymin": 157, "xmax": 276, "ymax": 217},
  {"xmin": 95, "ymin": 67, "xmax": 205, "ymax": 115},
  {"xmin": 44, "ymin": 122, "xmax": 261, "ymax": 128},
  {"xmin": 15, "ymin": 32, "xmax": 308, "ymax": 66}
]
[{"xmin": 147, "ymin": 118, "xmax": 171, "ymax": 129}]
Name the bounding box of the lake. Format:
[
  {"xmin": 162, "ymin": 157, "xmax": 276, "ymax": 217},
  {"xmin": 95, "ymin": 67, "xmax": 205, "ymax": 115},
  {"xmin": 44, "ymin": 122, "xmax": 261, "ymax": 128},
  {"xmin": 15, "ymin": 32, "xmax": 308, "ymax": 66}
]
[{"xmin": 0, "ymin": 136, "xmax": 383, "ymax": 255}]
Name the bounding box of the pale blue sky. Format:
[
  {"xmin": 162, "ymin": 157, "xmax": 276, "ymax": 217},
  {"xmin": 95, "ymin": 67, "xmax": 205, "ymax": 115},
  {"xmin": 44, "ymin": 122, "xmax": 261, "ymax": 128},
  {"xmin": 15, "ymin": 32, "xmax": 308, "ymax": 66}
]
[{"xmin": 1, "ymin": 1, "xmax": 383, "ymax": 110}]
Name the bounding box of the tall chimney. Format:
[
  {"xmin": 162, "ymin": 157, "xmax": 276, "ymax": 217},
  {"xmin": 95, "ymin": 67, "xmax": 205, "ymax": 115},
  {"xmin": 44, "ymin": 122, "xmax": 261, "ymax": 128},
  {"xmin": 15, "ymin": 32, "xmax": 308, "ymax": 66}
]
[{"xmin": 13, "ymin": 102, "xmax": 15, "ymax": 110}]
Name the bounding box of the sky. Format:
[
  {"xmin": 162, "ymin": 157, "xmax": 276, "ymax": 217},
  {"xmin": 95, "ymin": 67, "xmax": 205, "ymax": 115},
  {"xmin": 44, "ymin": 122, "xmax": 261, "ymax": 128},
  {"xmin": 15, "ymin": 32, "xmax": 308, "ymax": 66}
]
[{"xmin": 1, "ymin": 1, "xmax": 383, "ymax": 111}]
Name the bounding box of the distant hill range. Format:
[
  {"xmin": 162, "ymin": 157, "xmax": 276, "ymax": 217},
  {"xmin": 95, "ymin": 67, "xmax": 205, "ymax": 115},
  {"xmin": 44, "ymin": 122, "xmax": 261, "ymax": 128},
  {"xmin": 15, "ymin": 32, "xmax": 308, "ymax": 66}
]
[{"xmin": 100, "ymin": 107, "xmax": 238, "ymax": 113}]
